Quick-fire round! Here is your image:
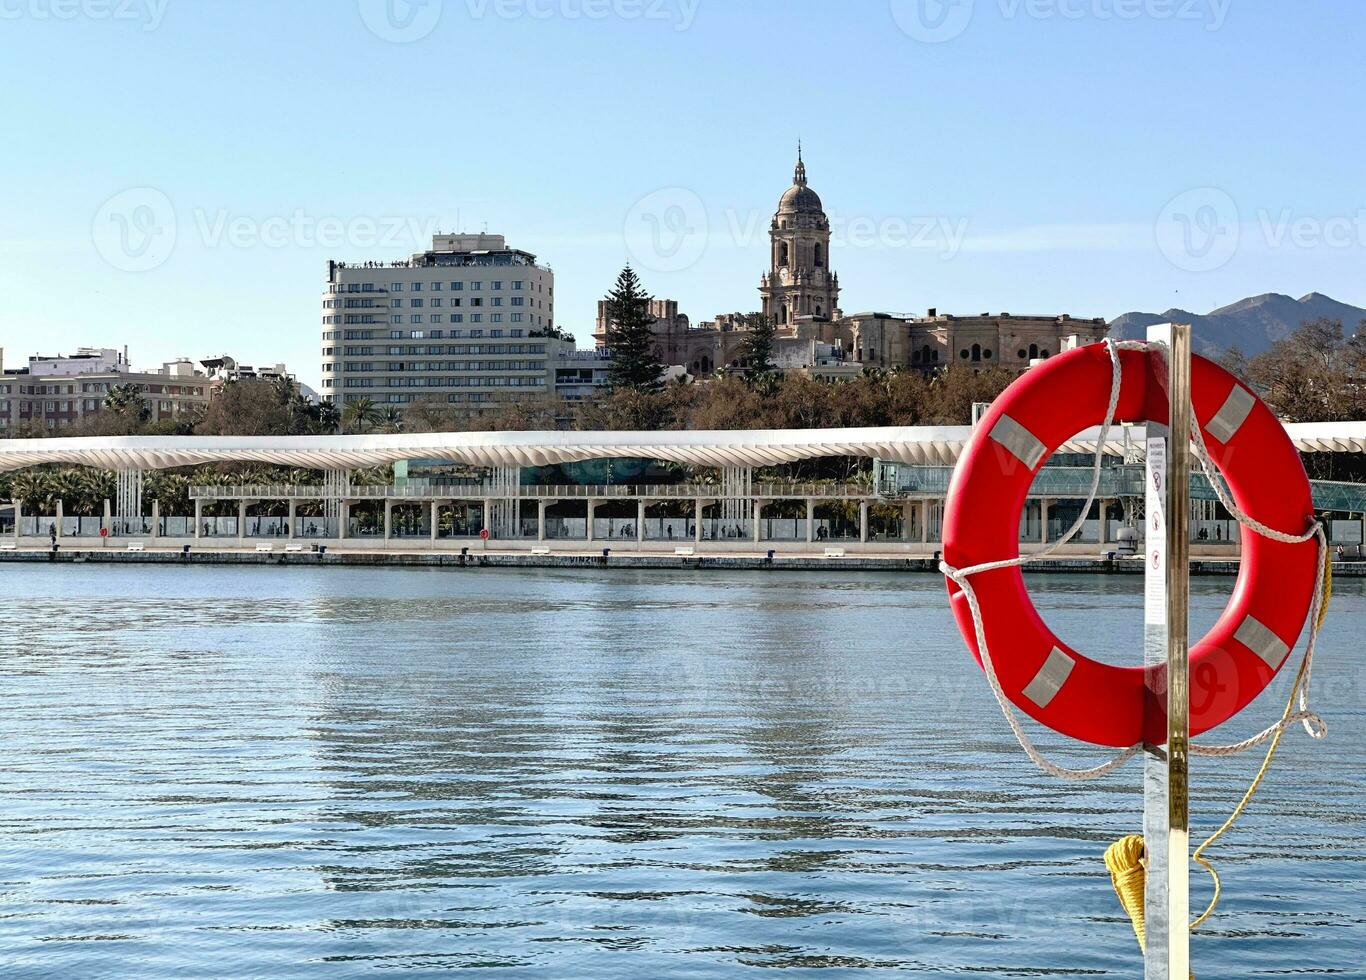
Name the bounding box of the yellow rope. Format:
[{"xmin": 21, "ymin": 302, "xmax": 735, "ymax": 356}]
[
  {"xmin": 1189, "ymin": 544, "xmax": 1333, "ymax": 930},
  {"xmin": 1109, "ymin": 546, "xmax": 1333, "ymax": 941},
  {"xmin": 1105, "ymin": 835, "xmax": 1149, "ymax": 950}
]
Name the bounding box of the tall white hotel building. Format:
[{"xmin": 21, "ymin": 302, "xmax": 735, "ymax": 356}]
[{"xmin": 321, "ymin": 234, "xmax": 561, "ymax": 414}]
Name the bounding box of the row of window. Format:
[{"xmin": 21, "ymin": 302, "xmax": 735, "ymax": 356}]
[
  {"xmin": 325, "ymin": 313, "xmax": 535, "ymax": 326},
  {"xmin": 332, "ymin": 279, "xmax": 543, "ymax": 293},
  {"xmin": 327, "ymin": 326, "xmax": 544, "ymax": 342},
  {"xmin": 341, "ymin": 360, "xmax": 548, "ymax": 373},
  {"xmin": 337, "ymin": 377, "xmax": 546, "ymax": 389},
  {"xmin": 326, "ymin": 343, "xmax": 547, "ymax": 357},
  {"xmin": 2, "ymin": 399, "xmax": 184, "ymax": 413},
  {"xmin": 353, "ymin": 393, "xmax": 497, "ymax": 405},
  {"xmin": 339, "ymin": 296, "xmax": 529, "ymax": 309},
  {"xmin": 0, "ymin": 384, "xmax": 206, "ymax": 397}
]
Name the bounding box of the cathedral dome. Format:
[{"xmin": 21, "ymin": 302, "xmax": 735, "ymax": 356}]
[
  {"xmin": 777, "ymin": 146, "xmax": 825, "ymax": 214},
  {"xmin": 779, "ymin": 183, "xmax": 824, "ymax": 213}
]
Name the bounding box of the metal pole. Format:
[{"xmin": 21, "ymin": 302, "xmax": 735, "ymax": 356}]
[{"xmin": 1143, "ymin": 322, "xmax": 1191, "ymax": 980}]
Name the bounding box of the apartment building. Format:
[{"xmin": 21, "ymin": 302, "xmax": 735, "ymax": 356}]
[
  {"xmin": 0, "ymin": 348, "xmax": 211, "ymax": 432},
  {"xmin": 321, "ymin": 234, "xmax": 560, "ymax": 415}
]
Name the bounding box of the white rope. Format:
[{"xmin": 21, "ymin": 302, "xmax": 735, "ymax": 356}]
[{"xmin": 939, "ymin": 338, "xmax": 1329, "ymax": 779}]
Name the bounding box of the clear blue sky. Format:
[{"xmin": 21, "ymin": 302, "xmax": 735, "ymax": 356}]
[{"xmin": 2, "ymin": 0, "xmax": 1363, "ymax": 388}]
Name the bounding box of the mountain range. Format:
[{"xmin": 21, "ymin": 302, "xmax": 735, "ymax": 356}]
[{"xmin": 1108, "ymin": 292, "xmax": 1365, "ymax": 356}]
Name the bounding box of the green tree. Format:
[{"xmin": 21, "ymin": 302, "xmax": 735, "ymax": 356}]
[
  {"xmin": 8, "ymin": 469, "xmax": 53, "ymax": 512},
  {"xmin": 377, "ymin": 406, "xmax": 404, "ymax": 433},
  {"xmin": 104, "ymin": 382, "xmax": 149, "ymax": 419},
  {"xmin": 342, "ymin": 397, "xmax": 382, "ymax": 434},
  {"xmin": 602, "ymin": 265, "xmax": 664, "ymax": 391},
  {"xmin": 195, "ymin": 379, "xmax": 294, "ymax": 436},
  {"xmin": 146, "ymin": 472, "xmax": 190, "ymax": 517},
  {"xmin": 737, "ymin": 312, "xmax": 778, "ymax": 382},
  {"xmin": 316, "ymin": 400, "xmax": 342, "ymax": 433}
]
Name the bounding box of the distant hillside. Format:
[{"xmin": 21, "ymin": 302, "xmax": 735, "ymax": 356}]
[{"xmin": 1109, "ymin": 293, "xmax": 1366, "ymax": 356}]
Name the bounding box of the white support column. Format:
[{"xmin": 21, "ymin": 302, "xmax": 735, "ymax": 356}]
[
  {"xmin": 323, "ymin": 469, "xmax": 348, "ymax": 538},
  {"xmin": 194, "ymin": 498, "xmax": 202, "ymax": 539},
  {"xmin": 586, "ymin": 499, "xmax": 596, "ymax": 543},
  {"xmin": 103, "ymin": 499, "xmax": 111, "ymax": 536},
  {"xmin": 431, "ymin": 500, "xmax": 440, "ymax": 542},
  {"xmin": 753, "ymin": 499, "xmax": 762, "ymax": 545},
  {"xmin": 859, "ymin": 501, "xmax": 869, "ymax": 543},
  {"xmin": 695, "ymin": 498, "xmax": 704, "ymax": 545},
  {"xmin": 481, "ymin": 498, "xmax": 492, "ymax": 539},
  {"xmin": 537, "ymin": 500, "xmax": 548, "ymax": 542},
  {"xmin": 150, "ymin": 499, "xmax": 160, "ymax": 539},
  {"xmin": 287, "ymin": 499, "xmax": 297, "ymax": 540},
  {"xmin": 805, "ymin": 499, "xmax": 815, "ymax": 544},
  {"xmin": 1099, "ymin": 499, "xmax": 1110, "ymax": 545},
  {"xmin": 13, "ymin": 502, "xmax": 20, "ymax": 541},
  {"xmin": 920, "ymin": 499, "xmax": 930, "ymax": 544},
  {"xmin": 339, "ymin": 502, "xmax": 349, "ymax": 540},
  {"xmin": 721, "ymin": 465, "xmax": 752, "ymax": 525},
  {"xmin": 383, "ymin": 500, "xmax": 393, "ymax": 542},
  {"xmin": 902, "ymin": 500, "xmax": 914, "ymax": 543},
  {"xmin": 637, "ymin": 499, "xmax": 645, "ymax": 544},
  {"xmin": 238, "ymin": 500, "xmax": 247, "ymax": 544},
  {"xmin": 1039, "ymin": 498, "xmax": 1050, "ymax": 544},
  {"xmin": 54, "ymin": 499, "xmax": 63, "ymax": 539},
  {"xmin": 114, "ymin": 468, "xmax": 144, "ymax": 536}
]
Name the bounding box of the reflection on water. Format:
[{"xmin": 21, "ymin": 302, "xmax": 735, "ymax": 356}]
[{"xmin": 0, "ymin": 566, "xmax": 1361, "ymax": 979}]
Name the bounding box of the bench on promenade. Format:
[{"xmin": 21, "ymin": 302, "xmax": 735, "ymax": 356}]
[
  {"xmin": 284, "ymin": 544, "xmax": 304, "ymax": 553},
  {"xmin": 531, "ymin": 545, "xmax": 551, "ymax": 555},
  {"xmin": 0, "ymin": 542, "xmax": 16, "ymax": 551},
  {"xmin": 255, "ymin": 543, "xmax": 274, "ymax": 553},
  {"xmin": 823, "ymin": 547, "xmax": 846, "ymax": 558},
  {"xmin": 126, "ymin": 542, "xmax": 145, "ymax": 552},
  {"xmin": 674, "ymin": 547, "xmax": 696, "ymax": 557}
]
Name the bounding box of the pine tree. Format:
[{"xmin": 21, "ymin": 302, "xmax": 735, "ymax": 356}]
[
  {"xmin": 603, "ymin": 265, "xmax": 664, "ymax": 391},
  {"xmin": 738, "ymin": 312, "xmax": 778, "ymax": 382}
]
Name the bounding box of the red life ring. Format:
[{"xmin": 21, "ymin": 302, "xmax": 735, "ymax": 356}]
[{"xmin": 943, "ymin": 342, "xmax": 1317, "ymax": 747}]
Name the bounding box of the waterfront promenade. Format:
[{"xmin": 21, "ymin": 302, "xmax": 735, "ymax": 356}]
[{"xmin": 4, "ymin": 423, "xmax": 1364, "ymax": 562}]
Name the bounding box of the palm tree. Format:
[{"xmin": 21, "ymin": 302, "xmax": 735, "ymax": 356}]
[
  {"xmin": 104, "ymin": 382, "xmax": 150, "ymax": 422},
  {"xmin": 47, "ymin": 469, "xmax": 83, "ymax": 515},
  {"xmin": 378, "ymin": 406, "xmax": 404, "ymax": 433},
  {"xmin": 342, "ymin": 397, "xmax": 381, "ymax": 434},
  {"xmin": 316, "ymin": 400, "xmax": 341, "ymax": 433},
  {"xmin": 78, "ymin": 469, "xmax": 115, "ymax": 515},
  {"xmin": 9, "ymin": 470, "xmax": 53, "ymax": 513},
  {"xmin": 146, "ymin": 473, "xmax": 190, "ymax": 517}
]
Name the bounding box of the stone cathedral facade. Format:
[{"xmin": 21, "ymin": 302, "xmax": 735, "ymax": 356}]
[
  {"xmin": 759, "ymin": 147, "xmax": 841, "ymax": 328},
  {"xmin": 599, "ymin": 147, "xmax": 1108, "ymax": 377}
]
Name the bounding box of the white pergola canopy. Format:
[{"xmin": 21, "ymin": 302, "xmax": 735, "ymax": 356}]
[{"xmin": 0, "ymin": 422, "xmax": 1362, "ymax": 474}]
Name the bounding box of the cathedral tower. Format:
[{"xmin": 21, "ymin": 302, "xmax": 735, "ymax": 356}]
[{"xmin": 759, "ymin": 145, "xmax": 840, "ymax": 329}]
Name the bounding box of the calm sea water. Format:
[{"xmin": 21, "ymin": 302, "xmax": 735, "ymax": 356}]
[{"xmin": 0, "ymin": 566, "xmax": 1361, "ymax": 979}]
